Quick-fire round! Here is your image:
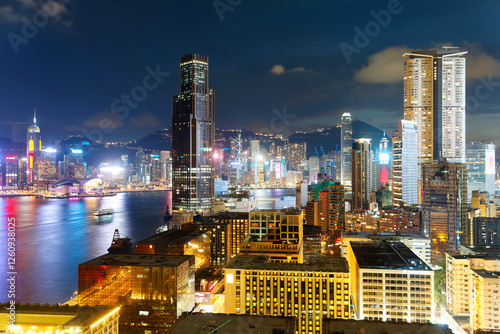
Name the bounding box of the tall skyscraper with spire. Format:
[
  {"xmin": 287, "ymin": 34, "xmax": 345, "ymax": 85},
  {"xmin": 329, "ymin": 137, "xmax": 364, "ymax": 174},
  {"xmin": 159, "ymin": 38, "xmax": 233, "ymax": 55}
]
[
  {"xmin": 172, "ymin": 54, "xmax": 215, "ymax": 215},
  {"xmin": 340, "ymin": 112, "xmax": 352, "ymax": 189},
  {"xmin": 27, "ymin": 110, "xmax": 41, "ymax": 184},
  {"xmin": 403, "ymin": 47, "xmax": 467, "ymax": 201}
]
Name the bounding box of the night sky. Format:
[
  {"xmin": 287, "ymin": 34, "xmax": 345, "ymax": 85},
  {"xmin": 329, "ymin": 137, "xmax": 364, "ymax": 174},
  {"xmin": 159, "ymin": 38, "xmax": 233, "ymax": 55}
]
[{"xmin": 0, "ymin": 0, "xmax": 499, "ymax": 148}]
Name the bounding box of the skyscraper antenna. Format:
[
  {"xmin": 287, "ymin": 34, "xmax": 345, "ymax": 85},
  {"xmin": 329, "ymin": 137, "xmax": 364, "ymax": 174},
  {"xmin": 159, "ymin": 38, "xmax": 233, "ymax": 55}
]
[{"xmin": 34, "ymin": 108, "xmax": 37, "ymax": 124}]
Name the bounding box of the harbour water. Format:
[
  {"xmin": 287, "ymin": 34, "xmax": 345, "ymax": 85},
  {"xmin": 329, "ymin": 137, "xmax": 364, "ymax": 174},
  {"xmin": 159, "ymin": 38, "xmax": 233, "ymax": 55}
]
[{"xmin": 0, "ymin": 188, "xmax": 295, "ymax": 304}]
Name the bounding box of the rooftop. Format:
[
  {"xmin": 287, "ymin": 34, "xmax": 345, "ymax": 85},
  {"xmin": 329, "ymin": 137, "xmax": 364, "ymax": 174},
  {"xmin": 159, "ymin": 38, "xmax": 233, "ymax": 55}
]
[
  {"xmin": 250, "ymin": 208, "xmax": 302, "ymax": 215},
  {"xmin": 225, "ymin": 255, "xmax": 349, "ymax": 273},
  {"xmin": 166, "ymin": 312, "xmax": 296, "ymax": 333},
  {"xmin": 473, "ymin": 270, "xmax": 500, "ymax": 279},
  {"xmin": 303, "ymin": 224, "xmax": 321, "ymax": 236},
  {"xmin": 135, "ymin": 229, "xmax": 208, "ymax": 246},
  {"xmin": 0, "ymin": 304, "xmax": 118, "ymax": 328},
  {"xmin": 212, "ymin": 212, "xmax": 249, "ymax": 219},
  {"xmin": 342, "ymin": 231, "xmax": 428, "ymax": 240},
  {"xmin": 403, "ymin": 48, "xmax": 467, "ymax": 58},
  {"xmin": 79, "ymin": 253, "xmax": 193, "ymax": 267},
  {"xmin": 350, "ymin": 241, "xmax": 431, "ymax": 271},
  {"xmin": 322, "ymin": 318, "xmax": 452, "ymax": 334}
]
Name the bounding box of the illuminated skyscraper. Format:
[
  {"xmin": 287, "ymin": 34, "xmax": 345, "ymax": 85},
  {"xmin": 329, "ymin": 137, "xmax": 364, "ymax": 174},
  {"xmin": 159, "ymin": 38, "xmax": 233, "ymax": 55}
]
[
  {"xmin": 341, "ymin": 112, "xmax": 352, "ymax": 188},
  {"xmin": 352, "ymin": 139, "xmax": 372, "ymax": 210},
  {"xmin": 467, "ymin": 142, "xmax": 495, "ymax": 199},
  {"xmin": 392, "ymin": 120, "xmax": 418, "ymax": 207},
  {"xmin": 378, "ymin": 134, "xmax": 390, "ymax": 187},
  {"xmin": 403, "ymin": 48, "xmax": 467, "ymax": 200},
  {"xmin": 26, "ymin": 110, "xmax": 41, "ymax": 184},
  {"xmin": 422, "ymin": 162, "xmax": 467, "ymax": 264},
  {"xmin": 172, "ymin": 54, "xmax": 215, "ymax": 214}
]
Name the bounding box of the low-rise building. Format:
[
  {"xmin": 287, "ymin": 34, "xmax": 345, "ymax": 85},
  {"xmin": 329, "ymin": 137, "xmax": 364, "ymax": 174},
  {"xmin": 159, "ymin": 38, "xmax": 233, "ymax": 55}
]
[
  {"xmin": 78, "ymin": 254, "xmax": 195, "ymax": 332},
  {"xmin": 446, "ymin": 253, "xmax": 500, "ymax": 317},
  {"xmin": 134, "ymin": 229, "xmax": 211, "ymax": 271},
  {"xmin": 224, "ymin": 255, "xmax": 351, "ymax": 334},
  {"xmin": 341, "ymin": 231, "xmax": 431, "ymax": 266},
  {"xmin": 347, "ymin": 241, "xmax": 434, "ymax": 323},
  {"xmin": 0, "ymin": 304, "xmax": 119, "ymax": 334},
  {"xmin": 322, "ymin": 318, "xmax": 452, "ymax": 334},
  {"xmin": 471, "ymin": 270, "xmax": 500, "ymax": 332},
  {"xmin": 166, "ymin": 312, "xmax": 296, "ymax": 333}
]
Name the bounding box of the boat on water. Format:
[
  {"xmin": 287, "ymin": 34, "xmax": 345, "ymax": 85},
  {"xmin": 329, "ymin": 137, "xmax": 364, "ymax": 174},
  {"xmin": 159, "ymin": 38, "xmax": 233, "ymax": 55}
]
[
  {"xmin": 156, "ymin": 205, "xmax": 172, "ymax": 234},
  {"xmin": 107, "ymin": 229, "xmax": 132, "ymax": 254},
  {"xmin": 94, "ymin": 208, "xmax": 113, "ymax": 216}
]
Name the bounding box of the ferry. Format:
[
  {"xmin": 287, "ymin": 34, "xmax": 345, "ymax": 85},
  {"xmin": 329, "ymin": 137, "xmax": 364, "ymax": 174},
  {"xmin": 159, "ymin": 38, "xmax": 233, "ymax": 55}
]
[{"xmin": 94, "ymin": 208, "xmax": 113, "ymax": 216}]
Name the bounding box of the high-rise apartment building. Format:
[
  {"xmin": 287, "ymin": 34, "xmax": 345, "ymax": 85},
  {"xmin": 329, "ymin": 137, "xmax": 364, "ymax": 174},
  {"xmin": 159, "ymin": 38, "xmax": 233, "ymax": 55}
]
[
  {"xmin": 422, "ymin": 162, "xmax": 467, "ymax": 263},
  {"xmin": 352, "ymin": 139, "xmax": 372, "ymax": 210},
  {"xmin": 341, "ymin": 112, "xmax": 353, "ymax": 189},
  {"xmin": 392, "ymin": 120, "xmax": 418, "ymax": 207},
  {"xmin": 403, "ymin": 48, "xmax": 467, "ymax": 202},
  {"xmin": 172, "ymin": 54, "xmax": 215, "ymax": 214},
  {"xmin": 224, "ymin": 255, "xmax": 351, "ymax": 334},
  {"xmin": 27, "ymin": 110, "xmax": 41, "ymax": 184},
  {"xmin": 467, "ymin": 142, "xmax": 496, "ymax": 199},
  {"xmin": 403, "ymin": 48, "xmax": 467, "ymax": 163}
]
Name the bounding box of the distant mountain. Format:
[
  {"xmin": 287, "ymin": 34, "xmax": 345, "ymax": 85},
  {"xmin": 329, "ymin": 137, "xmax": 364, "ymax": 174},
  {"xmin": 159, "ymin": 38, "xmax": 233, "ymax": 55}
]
[
  {"xmin": 289, "ymin": 120, "xmax": 390, "ymax": 158},
  {"xmin": 0, "ymin": 137, "xmax": 25, "ymax": 152},
  {"xmin": 132, "ymin": 128, "xmax": 172, "ymax": 151}
]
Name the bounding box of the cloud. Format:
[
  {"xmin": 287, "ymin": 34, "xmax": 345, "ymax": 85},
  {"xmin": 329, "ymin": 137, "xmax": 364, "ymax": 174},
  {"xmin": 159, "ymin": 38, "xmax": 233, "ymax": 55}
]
[
  {"xmin": 355, "ymin": 46, "xmax": 411, "ymax": 84},
  {"xmin": 270, "ymin": 64, "xmax": 285, "ymax": 75},
  {"xmin": 129, "ymin": 113, "xmax": 162, "ymax": 128},
  {"xmin": 356, "ymin": 43, "xmax": 500, "ymax": 84},
  {"xmin": 0, "ymin": 6, "xmax": 21, "ymax": 23},
  {"xmin": 465, "ymin": 42, "xmax": 500, "ymax": 79},
  {"xmin": 270, "ymin": 64, "xmax": 309, "ymax": 76},
  {"xmin": 83, "ymin": 110, "xmax": 124, "ymax": 129},
  {"xmin": 0, "ymin": 0, "xmax": 71, "ymax": 25}
]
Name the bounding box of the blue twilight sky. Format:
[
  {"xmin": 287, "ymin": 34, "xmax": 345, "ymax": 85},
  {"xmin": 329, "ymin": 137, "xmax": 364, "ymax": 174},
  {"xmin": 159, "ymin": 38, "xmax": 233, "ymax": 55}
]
[{"xmin": 0, "ymin": 0, "xmax": 499, "ymax": 148}]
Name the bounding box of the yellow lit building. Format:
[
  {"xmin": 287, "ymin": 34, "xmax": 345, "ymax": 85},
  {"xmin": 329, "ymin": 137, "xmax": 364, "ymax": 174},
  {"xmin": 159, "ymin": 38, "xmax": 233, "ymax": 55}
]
[
  {"xmin": 471, "ymin": 270, "xmax": 500, "ymax": 332},
  {"xmin": 224, "ymin": 255, "xmax": 351, "ymax": 334},
  {"xmin": 0, "ymin": 304, "xmax": 119, "ymax": 334},
  {"xmin": 78, "ymin": 254, "xmax": 195, "ymax": 332},
  {"xmin": 347, "ymin": 241, "xmax": 434, "ymax": 323},
  {"xmin": 242, "ymin": 208, "xmax": 303, "ymax": 263},
  {"xmin": 445, "ymin": 253, "xmax": 500, "ymax": 317}
]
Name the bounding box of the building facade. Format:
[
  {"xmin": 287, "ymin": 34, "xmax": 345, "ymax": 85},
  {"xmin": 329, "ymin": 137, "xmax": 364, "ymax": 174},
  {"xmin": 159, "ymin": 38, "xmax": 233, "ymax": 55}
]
[
  {"xmin": 422, "ymin": 162, "xmax": 467, "ymax": 263},
  {"xmin": 347, "ymin": 241, "xmax": 434, "ymax": 323},
  {"xmin": 172, "ymin": 54, "xmax": 215, "ymax": 214},
  {"xmin": 224, "ymin": 255, "xmax": 351, "ymax": 334},
  {"xmin": 467, "ymin": 142, "xmax": 496, "ymax": 199},
  {"xmin": 392, "ymin": 120, "xmax": 418, "ymax": 207},
  {"xmin": 341, "ymin": 112, "xmax": 353, "ymax": 189},
  {"xmin": 27, "ymin": 111, "xmax": 42, "ymax": 184},
  {"xmin": 403, "ymin": 48, "xmax": 467, "ymax": 200},
  {"xmin": 352, "ymin": 139, "xmax": 372, "ymax": 210}
]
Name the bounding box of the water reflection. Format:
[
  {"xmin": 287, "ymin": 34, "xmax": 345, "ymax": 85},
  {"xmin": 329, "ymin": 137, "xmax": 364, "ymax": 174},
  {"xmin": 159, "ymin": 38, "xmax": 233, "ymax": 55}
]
[{"xmin": 0, "ymin": 191, "xmax": 170, "ymax": 304}]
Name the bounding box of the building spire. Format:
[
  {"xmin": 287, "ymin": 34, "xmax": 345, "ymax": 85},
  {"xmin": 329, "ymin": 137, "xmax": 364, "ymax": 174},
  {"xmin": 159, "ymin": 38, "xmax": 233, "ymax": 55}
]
[{"xmin": 34, "ymin": 108, "xmax": 37, "ymax": 124}]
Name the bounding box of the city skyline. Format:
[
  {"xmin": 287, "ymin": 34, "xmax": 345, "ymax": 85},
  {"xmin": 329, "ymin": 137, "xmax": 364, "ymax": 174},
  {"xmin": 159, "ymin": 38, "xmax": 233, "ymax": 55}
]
[{"xmin": 0, "ymin": 1, "xmax": 498, "ymax": 151}]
